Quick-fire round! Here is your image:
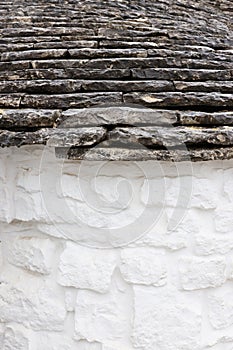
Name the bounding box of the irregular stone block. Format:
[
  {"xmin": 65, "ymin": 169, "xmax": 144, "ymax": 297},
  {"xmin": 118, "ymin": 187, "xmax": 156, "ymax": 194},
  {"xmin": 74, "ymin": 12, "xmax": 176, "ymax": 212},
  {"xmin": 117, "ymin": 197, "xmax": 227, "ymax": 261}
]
[
  {"xmin": 0, "ymin": 282, "xmax": 66, "ymax": 331},
  {"xmin": 20, "ymin": 92, "xmax": 122, "ymax": 108},
  {"xmin": 0, "ymin": 109, "xmax": 61, "ymax": 128},
  {"xmin": 208, "ymin": 291, "xmax": 233, "ymax": 330},
  {"xmin": 74, "ymin": 288, "xmax": 127, "ymax": 342},
  {"xmin": 109, "ymin": 126, "xmax": 233, "ymax": 148},
  {"xmin": 61, "ymin": 107, "xmax": 177, "ymax": 127},
  {"xmin": 8, "ymin": 236, "xmax": 55, "ymax": 274},
  {"xmin": 132, "ymin": 286, "xmax": 201, "ymax": 350},
  {"xmin": 195, "ymin": 232, "xmax": 233, "ymax": 255},
  {"xmin": 1, "ymin": 49, "xmax": 67, "ymax": 61},
  {"xmin": 179, "ymin": 257, "xmax": 226, "ymax": 290},
  {"xmin": 120, "ymin": 248, "xmax": 167, "ymax": 286},
  {"xmin": 58, "ymin": 242, "xmax": 117, "ymax": 293},
  {"xmin": 215, "ymin": 205, "xmax": 233, "ymax": 234},
  {"xmin": 0, "ymin": 127, "xmax": 107, "ymax": 147}
]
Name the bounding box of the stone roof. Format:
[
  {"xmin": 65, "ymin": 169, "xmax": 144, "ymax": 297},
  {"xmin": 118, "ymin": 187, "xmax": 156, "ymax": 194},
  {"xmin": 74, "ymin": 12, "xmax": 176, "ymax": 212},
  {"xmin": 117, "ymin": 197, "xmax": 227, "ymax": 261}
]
[{"xmin": 0, "ymin": 0, "xmax": 233, "ymax": 161}]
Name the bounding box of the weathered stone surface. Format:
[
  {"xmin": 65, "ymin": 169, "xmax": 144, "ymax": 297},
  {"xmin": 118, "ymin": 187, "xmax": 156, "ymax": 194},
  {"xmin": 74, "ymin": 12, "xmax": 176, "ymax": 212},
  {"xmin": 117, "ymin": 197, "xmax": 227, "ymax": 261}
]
[
  {"xmin": 190, "ymin": 178, "xmax": 218, "ymax": 209},
  {"xmin": 2, "ymin": 325, "xmax": 30, "ymax": 350},
  {"xmin": 132, "ymin": 286, "xmax": 201, "ymax": 350},
  {"xmin": 58, "ymin": 242, "xmax": 116, "ymax": 293},
  {"xmin": 68, "ymin": 48, "xmax": 147, "ymax": 58},
  {"xmin": 208, "ymin": 291, "xmax": 233, "ymax": 330},
  {"xmin": 0, "ymin": 80, "xmax": 82, "ymax": 94},
  {"xmin": 74, "ymin": 287, "xmax": 128, "ymax": 343},
  {"xmin": 0, "ymin": 127, "xmax": 106, "ymax": 147},
  {"xmin": 109, "ymin": 126, "xmax": 233, "ymax": 147},
  {"xmin": 1, "ymin": 49, "xmax": 67, "ymax": 61},
  {"xmin": 0, "ymin": 281, "xmax": 66, "ymax": 330},
  {"xmin": 124, "ymin": 92, "xmax": 233, "ymax": 108},
  {"xmin": 174, "ymin": 81, "xmax": 233, "ymax": 93},
  {"xmin": 0, "ymin": 68, "xmax": 131, "ymax": 81},
  {"xmin": 8, "ymin": 236, "xmax": 55, "ymax": 274},
  {"xmin": 179, "ymin": 111, "xmax": 233, "ymax": 125},
  {"xmin": 0, "ymin": 95, "xmax": 22, "ymax": 108},
  {"xmin": 61, "ymin": 107, "xmax": 177, "ymax": 127},
  {"xmin": 0, "ymin": 0, "xmax": 232, "ymax": 162},
  {"xmin": 179, "ymin": 257, "xmax": 226, "ymax": 290},
  {"xmin": 215, "ymin": 205, "xmax": 233, "ymax": 234},
  {"xmin": 81, "ymin": 80, "xmax": 174, "ymax": 93},
  {"xmin": 0, "ymin": 60, "xmax": 30, "ymax": 71},
  {"xmin": 195, "ymin": 233, "xmax": 233, "ymax": 255},
  {"xmin": 120, "ymin": 248, "xmax": 167, "ymax": 286},
  {"xmin": 55, "ymin": 146, "xmax": 233, "ymax": 162},
  {"xmin": 20, "ymin": 93, "xmax": 122, "ymax": 108},
  {"xmin": 34, "ymin": 40, "xmax": 98, "ymax": 50},
  {"xmin": 1, "ymin": 26, "xmax": 95, "ymax": 38},
  {"xmin": 0, "ymin": 109, "xmax": 61, "ymax": 128},
  {"xmin": 131, "ymin": 68, "xmax": 233, "ymax": 81},
  {"xmin": 29, "ymin": 57, "xmax": 233, "ymax": 70}
]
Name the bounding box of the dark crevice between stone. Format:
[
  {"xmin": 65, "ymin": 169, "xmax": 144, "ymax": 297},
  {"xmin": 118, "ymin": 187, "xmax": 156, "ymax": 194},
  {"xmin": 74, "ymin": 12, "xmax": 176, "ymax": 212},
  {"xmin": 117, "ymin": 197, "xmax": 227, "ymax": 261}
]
[
  {"xmin": 146, "ymin": 143, "xmax": 233, "ymax": 150},
  {"xmin": 0, "ymin": 126, "xmax": 45, "ymax": 132},
  {"xmin": 103, "ymin": 123, "xmax": 135, "ymax": 131}
]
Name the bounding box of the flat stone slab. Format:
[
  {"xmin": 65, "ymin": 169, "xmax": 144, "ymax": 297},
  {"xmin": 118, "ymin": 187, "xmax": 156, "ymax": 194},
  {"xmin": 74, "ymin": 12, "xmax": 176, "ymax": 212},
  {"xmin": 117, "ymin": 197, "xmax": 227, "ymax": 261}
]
[
  {"xmin": 0, "ymin": 127, "xmax": 107, "ymax": 147},
  {"xmin": 55, "ymin": 147, "xmax": 233, "ymax": 162},
  {"xmin": 0, "ymin": 0, "xmax": 232, "ymax": 161}
]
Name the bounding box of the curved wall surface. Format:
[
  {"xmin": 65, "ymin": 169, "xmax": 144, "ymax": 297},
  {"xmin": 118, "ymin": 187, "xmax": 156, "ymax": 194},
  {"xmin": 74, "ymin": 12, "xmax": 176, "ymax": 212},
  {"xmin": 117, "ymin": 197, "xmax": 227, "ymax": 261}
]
[{"xmin": 0, "ymin": 146, "xmax": 233, "ymax": 349}]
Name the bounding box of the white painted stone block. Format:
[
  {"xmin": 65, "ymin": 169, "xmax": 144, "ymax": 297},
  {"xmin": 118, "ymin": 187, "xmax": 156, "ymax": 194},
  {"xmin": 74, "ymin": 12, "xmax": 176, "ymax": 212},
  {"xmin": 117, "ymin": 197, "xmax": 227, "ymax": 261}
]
[
  {"xmin": 215, "ymin": 205, "xmax": 233, "ymax": 234},
  {"xmin": 58, "ymin": 242, "xmax": 117, "ymax": 293},
  {"xmin": 0, "ymin": 282, "xmax": 66, "ymax": 331},
  {"xmin": 179, "ymin": 257, "xmax": 226, "ymax": 290},
  {"xmin": 141, "ymin": 177, "xmax": 166, "ymax": 207},
  {"xmin": 223, "ymin": 168, "xmax": 233, "ymax": 202},
  {"xmin": 208, "ymin": 290, "xmax": 233, "ymax": 329},
  {"xmin": 74, "ymin": 288, "xmax": 127, "ymax": 343},
  {"xmin": 8, "ymin": 236, "xmax": 55, "ymax": 274},
  {"xmin": 3, "ymin": 325, "xmax": 29, "ymax": 350},
  {"xmin": 120, "ymin": 248, "xmax": 167, "ymax": 286},
  {"xmin": 195, "ymin": 232, "xmax": 233, "ymax": 255},
  {"xmin": 132, "ymin": 285, "xmax": 201, "ymax": 350},
  {"xmin": 190, "ymin": 178, "xmax": 218, "ymax": 209},
  {"xmin": 0, "ymin": 147, "xmax": 233, "ymax": 350}
]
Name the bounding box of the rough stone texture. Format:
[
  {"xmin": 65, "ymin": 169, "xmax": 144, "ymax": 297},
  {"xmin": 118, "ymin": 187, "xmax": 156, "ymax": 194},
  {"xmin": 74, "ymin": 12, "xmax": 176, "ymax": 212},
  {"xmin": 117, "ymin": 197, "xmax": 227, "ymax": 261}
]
[
  {"xmin": 0, "ymin": 0, "xmax": 233, "ymax": 346},
  {"xmin": 58, "ymin": 242, "xmax": 117, "ymax": 293},
  {"xmin": 109, "ymin": 126, "xmax": 233, "ymax": 147},
  {"xmin": 195, "ymin": 233, "xmax": 233, "ymax": 255},
  {"xmin": 61, "ymin": 107, "xmax": 177, "ymax": 127},
  {"xmin": 0, "ymin": 0, "xmax": 232, "ymax": 160},
  {"xmin": 55, "ymin": 146, "xmax": 233, "ymax": 162},
  {"xmin": 120, "ymin": 248, "xmax": 167, "ymax": 286},
  {"xmin": 0, "ymin": 147, "xmax": 233, "ymax": 348},
  {"xmin": 0, "ymin": 109, "xmax": 61, "ymax": 128},
  {"xmin": 132, "ymin": 286, "xmax": 202, "ymax": 350},
  {"xmin": 179, "ymin": 257, "xmax": 226, "ymax": 290},
  {"xmin": 0, "ymin": 281, "xmax": 66, "ymax": 331},
  {"xmin": 0, "ymin": 127, "xmax": 106, "ymax": 147},
  {"xmin": 214, "ymin": 205, "xmax": 233, "ymax": 234},
  {"xmin": 208, "ymin": 291, "xmax": 233, "ymax": 330},
  {"xmin": 7, "ymin": 236, "xmax": 54, "ymax": 274},
  {"xmin": 2, "ymin": 325, "xmax": 30, "ymax": 350},
  {"xmin": 74, "ymin": 287, "xmax": 128, "ymax": 343}
]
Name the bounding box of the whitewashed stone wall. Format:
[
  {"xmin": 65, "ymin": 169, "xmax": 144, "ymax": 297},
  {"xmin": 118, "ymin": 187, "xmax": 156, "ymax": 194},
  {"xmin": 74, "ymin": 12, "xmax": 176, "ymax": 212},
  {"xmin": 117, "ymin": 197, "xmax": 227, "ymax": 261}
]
[{"xmin": 0, "ymin": 145, "xmax": 233, "ymax": 349}]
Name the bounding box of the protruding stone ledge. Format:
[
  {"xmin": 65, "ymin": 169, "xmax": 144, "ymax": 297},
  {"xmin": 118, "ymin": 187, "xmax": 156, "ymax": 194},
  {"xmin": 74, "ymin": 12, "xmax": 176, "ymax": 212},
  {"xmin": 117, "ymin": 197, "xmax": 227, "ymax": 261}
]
[
  {"xmin": 1, "ymin": 49, "xmax": 68, "ymax": 61},
  {"xmin": 60, "ymin": 107, "xmax": 177, "ymax": 127},
  {"xmin": 0, "ymin": 109, "xmax": 61, "ymax": 128},
  {"xmin": 0, "ymin": 127, "xmax": 107, "ymax": 147},
  {"xmin": 123, "ymin": 92, "xmax": 233, "ymax": 108},
  {"xmin": 55, "ymin": 146, "xmax": 233, "ymax": 162},
  {"xmin": 109, "ymin": 126, "xmax": 233, "ymax": 147}
]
